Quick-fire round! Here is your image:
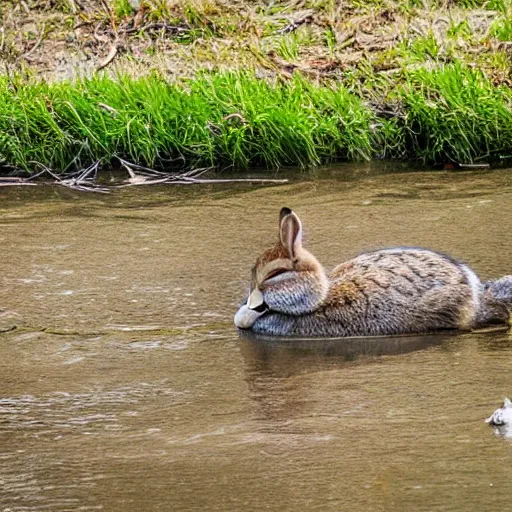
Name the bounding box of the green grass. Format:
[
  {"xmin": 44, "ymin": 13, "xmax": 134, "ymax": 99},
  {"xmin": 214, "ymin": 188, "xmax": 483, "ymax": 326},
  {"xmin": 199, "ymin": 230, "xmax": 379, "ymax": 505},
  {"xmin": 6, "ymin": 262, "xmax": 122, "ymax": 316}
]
[
  {"xmin": 0, "ymin": 72, "xmax": 374, "ymax": 172},
  {"xmin": 113, "ymin": 0, "xmax": 134, "ymax": 19},
  {"xmin": 2, "ymin": 63, "xmax": 512, "ymax": 174},
  {"xmin": 398, "ymin": 63, "xmax": 512, "ymax": 163},
  {"xmin": 490, "ymin": 16, "xmax": 512, "ymax": 41}
]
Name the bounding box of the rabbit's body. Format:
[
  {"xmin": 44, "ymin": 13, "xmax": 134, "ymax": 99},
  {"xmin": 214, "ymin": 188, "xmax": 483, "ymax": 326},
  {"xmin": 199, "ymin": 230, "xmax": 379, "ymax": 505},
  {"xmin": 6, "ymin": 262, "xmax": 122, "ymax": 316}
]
[
  {"xmin": 234, "ymin": 208, "xmax": 512, "ymax": 337},
  {"xmin": 250, "ymin": 248, "xmax": 479, "ymax": 337}
]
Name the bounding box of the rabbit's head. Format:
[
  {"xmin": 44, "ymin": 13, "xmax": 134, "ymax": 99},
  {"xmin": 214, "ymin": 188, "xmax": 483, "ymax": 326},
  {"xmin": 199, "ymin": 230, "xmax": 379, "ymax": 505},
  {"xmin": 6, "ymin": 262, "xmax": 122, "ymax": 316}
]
[{"xmin": 234, "ymin": 207, "xmax": 329, "ymax": 329}]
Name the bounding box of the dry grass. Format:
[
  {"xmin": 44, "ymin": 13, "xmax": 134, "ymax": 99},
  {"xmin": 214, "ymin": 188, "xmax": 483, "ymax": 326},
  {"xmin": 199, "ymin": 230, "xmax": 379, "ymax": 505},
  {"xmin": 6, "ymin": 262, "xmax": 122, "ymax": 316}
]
[{"xmin": 1, "ymin": 0, "xmax": 512, "ymax": 85}]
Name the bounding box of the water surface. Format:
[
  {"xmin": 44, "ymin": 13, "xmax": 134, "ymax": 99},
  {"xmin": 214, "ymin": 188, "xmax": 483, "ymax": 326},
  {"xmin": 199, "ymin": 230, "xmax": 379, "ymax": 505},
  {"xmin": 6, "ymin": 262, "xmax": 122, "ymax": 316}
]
[{"xmin": 2, "ymin": 165, "xmax": 512, "ymax": 511}]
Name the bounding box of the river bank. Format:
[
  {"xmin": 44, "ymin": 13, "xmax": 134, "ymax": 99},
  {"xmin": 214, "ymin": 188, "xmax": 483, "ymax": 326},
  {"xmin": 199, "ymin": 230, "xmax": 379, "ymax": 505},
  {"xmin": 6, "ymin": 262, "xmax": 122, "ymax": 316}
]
[
  {"xmin": 2, "ymin": 0, "xmax": 512, "ymax": 176},
  {"xmin": 1, "ymin": 63, "xmax": 512, "ymax": 176},
  {"xmin": 2, "ymin": 0, "xmax": 512, "ymax": 83}
]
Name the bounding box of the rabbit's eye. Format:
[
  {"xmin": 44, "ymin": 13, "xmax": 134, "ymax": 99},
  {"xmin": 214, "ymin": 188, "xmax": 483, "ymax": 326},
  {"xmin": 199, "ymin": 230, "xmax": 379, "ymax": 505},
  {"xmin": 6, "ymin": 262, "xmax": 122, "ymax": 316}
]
[{"xmin": 265, "ymin": 268, "xmax": 288, "ymax": 281}]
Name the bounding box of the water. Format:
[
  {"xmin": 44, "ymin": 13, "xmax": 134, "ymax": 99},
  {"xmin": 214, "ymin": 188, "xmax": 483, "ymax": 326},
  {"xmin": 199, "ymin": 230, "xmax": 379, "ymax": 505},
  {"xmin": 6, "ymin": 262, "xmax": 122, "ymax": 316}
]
[{"xmin": 2, "ymin": 165, "xmax": 512, "ymax": 511}]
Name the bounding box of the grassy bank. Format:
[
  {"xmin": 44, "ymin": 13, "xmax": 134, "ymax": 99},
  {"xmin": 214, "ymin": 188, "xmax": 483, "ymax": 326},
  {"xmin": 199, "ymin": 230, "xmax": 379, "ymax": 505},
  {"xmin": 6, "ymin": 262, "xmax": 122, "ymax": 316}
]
[
  {"xmin": 2, "ymin": 0, "xmax": 512, "ymax": 174},
  {"xmin": 2, "ymin": 63, "xmax": 512, "ymax": 174}
]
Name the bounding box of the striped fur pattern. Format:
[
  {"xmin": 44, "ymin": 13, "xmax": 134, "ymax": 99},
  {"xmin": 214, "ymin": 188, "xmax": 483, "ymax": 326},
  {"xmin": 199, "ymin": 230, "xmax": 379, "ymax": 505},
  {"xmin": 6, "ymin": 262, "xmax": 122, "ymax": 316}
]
[{"xmin": 234, "ymin": 208, "xmax": 512, "ymax": 337}]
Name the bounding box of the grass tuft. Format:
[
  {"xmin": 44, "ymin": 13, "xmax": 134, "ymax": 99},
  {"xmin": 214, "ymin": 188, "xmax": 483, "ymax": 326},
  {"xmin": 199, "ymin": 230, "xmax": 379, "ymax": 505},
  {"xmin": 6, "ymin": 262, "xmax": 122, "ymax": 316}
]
[
  {"xmin": 399, "ymin": 63, "xmax": 512, "ymax": 163},
  {"xmin": 0, "ymin": 72, "xmax": 374, "ymax": 172},
  {"xmin": 2, "ymin": 64, "xmax": 512, "ymax": 174}
]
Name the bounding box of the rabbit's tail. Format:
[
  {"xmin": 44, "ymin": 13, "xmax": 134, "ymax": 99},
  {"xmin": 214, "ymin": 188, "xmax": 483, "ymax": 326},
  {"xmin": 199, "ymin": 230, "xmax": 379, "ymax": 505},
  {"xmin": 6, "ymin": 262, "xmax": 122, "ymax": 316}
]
[{"xmin": 476, "ymin": 276, "xmax": 512, "ymax": 326}]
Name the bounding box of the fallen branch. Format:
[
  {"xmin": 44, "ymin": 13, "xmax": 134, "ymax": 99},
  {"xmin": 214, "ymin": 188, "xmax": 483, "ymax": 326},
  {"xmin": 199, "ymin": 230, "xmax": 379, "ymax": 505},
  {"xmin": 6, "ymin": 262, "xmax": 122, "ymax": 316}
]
[
  {"xmin": 0, "ymin": 181, "xmax": 37, "ymax": 186},
  {"xmin": 116, "ymin": 161, "xmax": 289, "ymax": 186},
  {"xmin": 1, "ymin": 161, "xmax": 289, "ymax": 191},
  {"xmin": 28, "ymin": 161, "xmax": 110, "ymax": 193}
]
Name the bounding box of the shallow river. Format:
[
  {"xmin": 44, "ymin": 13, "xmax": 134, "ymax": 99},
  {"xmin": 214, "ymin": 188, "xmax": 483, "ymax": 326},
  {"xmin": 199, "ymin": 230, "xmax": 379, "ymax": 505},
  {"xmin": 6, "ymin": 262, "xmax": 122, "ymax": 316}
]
[{"xmin": 2, "ymin": 165, "xmax": 512, "ymax": 511}]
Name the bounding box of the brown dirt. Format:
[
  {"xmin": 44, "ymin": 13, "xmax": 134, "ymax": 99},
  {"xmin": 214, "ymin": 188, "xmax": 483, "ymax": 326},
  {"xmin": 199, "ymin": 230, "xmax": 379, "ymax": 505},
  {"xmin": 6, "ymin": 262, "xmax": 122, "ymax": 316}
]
[{"xmin": 0, "ymin": 0, "xmax": 510, "ymax": 83}]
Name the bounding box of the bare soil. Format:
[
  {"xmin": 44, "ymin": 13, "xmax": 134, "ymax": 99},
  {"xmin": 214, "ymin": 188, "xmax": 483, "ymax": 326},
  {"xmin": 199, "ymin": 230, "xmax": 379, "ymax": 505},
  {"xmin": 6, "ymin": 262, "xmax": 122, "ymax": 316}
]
[{"xmin": 1, "ymin": 0, "xmax": 511, "ymax": 84}]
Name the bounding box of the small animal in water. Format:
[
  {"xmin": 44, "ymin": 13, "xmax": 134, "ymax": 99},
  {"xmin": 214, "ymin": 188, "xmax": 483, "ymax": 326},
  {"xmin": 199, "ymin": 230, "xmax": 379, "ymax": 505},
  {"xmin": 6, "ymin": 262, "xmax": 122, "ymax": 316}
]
[
  {"xmin": 486, "ymin": 398, "xmax": 512, "ymax": 427},
  {"xmin": 234, "ymin": 207, "xmax": 512, "ymax": 337}
]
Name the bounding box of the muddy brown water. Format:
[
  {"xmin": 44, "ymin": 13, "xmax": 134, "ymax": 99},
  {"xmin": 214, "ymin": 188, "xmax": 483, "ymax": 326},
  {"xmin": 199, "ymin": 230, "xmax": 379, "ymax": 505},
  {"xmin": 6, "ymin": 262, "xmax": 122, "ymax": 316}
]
[{"xmin": 2, "ymin": 165, "xmax": 512, "ymax": 511}]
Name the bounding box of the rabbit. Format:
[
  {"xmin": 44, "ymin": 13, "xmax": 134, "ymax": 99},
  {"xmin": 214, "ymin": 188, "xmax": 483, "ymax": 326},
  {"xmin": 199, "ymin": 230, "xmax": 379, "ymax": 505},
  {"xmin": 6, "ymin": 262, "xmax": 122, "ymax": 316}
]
[{"xmin": 234, "ymin": 207, "xmax": 512, "ymax": 337}]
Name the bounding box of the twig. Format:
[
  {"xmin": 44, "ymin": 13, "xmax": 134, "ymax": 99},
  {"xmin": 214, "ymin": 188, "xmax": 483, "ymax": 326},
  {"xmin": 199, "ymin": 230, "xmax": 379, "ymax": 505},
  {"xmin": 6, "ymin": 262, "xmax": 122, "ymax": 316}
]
[
  {"xmin": 98, "ymin": 102, "xmax": 118, "ymax": 116},
  {"xmin": 97, "ymin": 39, "xmax": 119, "ymax": 71},
  {"xmin": 1, "ymin": 159, "xmax": 288, "ymax": 191},
  {"xmin": 181, "ymin": 166, "xmax": 214, "ymax": 178},
  {"xmin": 277, "ymin": 12, "xmax": 314, "ymax": 34},
  {"xmin": 122, "ymin": 161, "xmax": 137, "ymax": 179},
  {"xmin": 458, "ymin": 163, "xmax": 490, "ymax": 169},
  {"xmin": 16, "ymin": 23, "xmax": 45, "ymax": 63},
  {"xmin": 30, "ymin": 162, "xmax": 62, "ymax": 181},
  {"xmin": 100, "ymin": 0, "xmax": 116, "ymax": 32},
  {"xmin": 28, "ymin": 161, "xmax": 110, "ymax": 193},
  {"xmin": 118, "ymin": 157, "xmax": 169, "ymax": 176},
  {"xmin": 24, "ymin": 168, "xmax": 51, "ymax": 181},
  {"xmin": 116, "ymin": 177, "xmax": 173, "ymax": 187},
  {"xmin": 119, "ymin": 22, "xmax": 190, "ymax": 35},
  {"xmin": 76, "ymin": 160, "xmax": 100, "ymax": 181},
  {"xmin": 60, "ymin": 161, "xmax": 108, "ymax": 193},
  {"xmin": 0, "ymin": 182, "xmax": 37, "ymax": 186}
]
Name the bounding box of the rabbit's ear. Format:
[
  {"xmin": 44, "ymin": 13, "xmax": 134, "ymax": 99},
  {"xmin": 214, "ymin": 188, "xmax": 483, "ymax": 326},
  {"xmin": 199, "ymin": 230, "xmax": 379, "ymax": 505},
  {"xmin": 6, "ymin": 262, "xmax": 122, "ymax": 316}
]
[
  {"xmin": 279, "ymin": 207, "xmax": 293, "ymax": 224},
  {"xmin": 279, "ymin": 207, "xmax": 302, "ymax": 258},
  {"xmin": 504, "ymin": 397, "xmax": 512, "ymax": 408}
]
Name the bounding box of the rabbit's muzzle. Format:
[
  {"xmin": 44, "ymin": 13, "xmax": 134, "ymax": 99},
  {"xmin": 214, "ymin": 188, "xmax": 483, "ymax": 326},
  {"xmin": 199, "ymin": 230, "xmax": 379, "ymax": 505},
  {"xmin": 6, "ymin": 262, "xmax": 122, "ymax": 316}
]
[{"xmin": 234, "ymin": 287, "xmax": 269, "ymax": 329}]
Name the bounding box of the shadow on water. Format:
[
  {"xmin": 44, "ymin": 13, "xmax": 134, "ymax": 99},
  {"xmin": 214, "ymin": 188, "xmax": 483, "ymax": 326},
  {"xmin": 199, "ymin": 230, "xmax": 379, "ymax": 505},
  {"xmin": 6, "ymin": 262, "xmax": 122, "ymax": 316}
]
[
  {"xmin": 238, "ymin": 330, "xmax": 453, "ymax": 377},
  {"xmin": 237, "ymin": 331, "xmax": 454, "ymax": 423}
]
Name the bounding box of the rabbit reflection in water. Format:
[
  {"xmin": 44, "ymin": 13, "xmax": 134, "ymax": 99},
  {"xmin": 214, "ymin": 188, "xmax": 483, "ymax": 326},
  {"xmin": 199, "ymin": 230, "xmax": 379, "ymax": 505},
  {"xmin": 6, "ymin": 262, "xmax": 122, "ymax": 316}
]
[{"xmin": 234, "ymin": 208, "xmax": 512, "ymax": 337}]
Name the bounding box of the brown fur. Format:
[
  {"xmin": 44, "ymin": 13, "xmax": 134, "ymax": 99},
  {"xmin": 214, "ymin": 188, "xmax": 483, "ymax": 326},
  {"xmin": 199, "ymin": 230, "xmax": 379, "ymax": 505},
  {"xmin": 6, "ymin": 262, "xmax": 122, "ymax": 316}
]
[{"xmin": 235, "ymin": 208, "xmax": 510, "ymax": 337}]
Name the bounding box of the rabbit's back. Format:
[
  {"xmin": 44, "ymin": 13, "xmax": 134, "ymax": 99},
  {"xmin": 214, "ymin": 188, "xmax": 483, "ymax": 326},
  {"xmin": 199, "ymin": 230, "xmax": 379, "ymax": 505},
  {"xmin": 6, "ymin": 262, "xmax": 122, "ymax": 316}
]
[
  {"xmin": 331, "ymin": 247, "xmax": 474, "ymax": 296},
  {"xmin": 323, "ymin": 248, "xmax": 477, "ymax": 335}
]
